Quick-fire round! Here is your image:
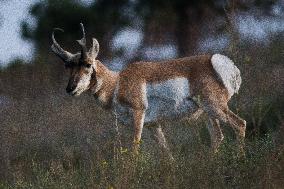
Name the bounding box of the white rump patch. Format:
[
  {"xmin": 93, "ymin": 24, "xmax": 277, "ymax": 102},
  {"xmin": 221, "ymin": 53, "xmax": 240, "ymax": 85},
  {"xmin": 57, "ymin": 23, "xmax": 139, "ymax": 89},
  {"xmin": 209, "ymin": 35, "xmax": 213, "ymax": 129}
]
[{"xmin": 211, "ymin": 54, "xmax": 242, "ymax": 98}]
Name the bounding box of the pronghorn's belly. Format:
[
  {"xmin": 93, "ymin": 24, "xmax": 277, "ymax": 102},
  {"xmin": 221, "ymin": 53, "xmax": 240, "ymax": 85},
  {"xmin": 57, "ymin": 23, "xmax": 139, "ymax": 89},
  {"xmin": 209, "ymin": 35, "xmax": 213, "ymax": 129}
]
[
  {"xmin": 113, "ymin": 78, "xmax": 199, "ymax": 125},
  {"xmin": 145, "ymin": 78, "xmax": 199, "ymax": 123}
]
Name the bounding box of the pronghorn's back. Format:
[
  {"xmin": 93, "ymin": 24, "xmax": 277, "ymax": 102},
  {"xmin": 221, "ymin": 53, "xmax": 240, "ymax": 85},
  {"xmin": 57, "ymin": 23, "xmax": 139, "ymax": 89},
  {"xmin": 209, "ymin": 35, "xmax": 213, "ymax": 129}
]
[
  {"xmin": 119, "ymin": 54, "xmax": 212, "ymax": 82},
  {"xmin": 119, "ymin": 54, "xmax": 241, "ymax": 91}
]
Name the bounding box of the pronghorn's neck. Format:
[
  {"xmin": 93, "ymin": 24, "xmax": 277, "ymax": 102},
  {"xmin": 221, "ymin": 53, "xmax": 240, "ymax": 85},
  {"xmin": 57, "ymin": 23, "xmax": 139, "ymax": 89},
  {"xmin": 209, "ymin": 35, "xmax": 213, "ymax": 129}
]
[{"xmin": 89, "ymin": 61, "xmax": 119, "ymax": 107}]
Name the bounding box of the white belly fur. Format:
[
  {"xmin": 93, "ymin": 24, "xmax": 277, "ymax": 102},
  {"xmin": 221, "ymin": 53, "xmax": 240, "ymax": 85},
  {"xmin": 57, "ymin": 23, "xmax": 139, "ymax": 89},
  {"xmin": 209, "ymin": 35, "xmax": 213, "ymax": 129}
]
[{"xmin": 113, "ymin": 78, "xmax": 199, "ymax": 125}]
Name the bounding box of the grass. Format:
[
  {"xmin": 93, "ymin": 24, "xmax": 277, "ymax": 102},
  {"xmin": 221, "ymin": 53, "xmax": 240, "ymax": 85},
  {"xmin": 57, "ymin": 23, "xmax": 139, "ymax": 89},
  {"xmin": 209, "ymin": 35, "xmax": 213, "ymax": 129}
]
[
  {"xmin": 0, "ymin": 89, "xmax": 283, "ymax": 189},
  {"xmin": 0, "ymin": 113, "xmax": 283, "ymax": 189},
  {"xmin": 0, "ymin": 88, "xmax": 283, "ymax": 189}
]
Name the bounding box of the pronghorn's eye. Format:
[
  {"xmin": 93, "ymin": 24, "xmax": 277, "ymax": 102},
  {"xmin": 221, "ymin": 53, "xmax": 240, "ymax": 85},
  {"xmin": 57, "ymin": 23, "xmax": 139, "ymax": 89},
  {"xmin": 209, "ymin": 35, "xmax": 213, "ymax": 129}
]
[{"xmin": 85, "ymin": 64, "xmax": 92, "ymax": 68}]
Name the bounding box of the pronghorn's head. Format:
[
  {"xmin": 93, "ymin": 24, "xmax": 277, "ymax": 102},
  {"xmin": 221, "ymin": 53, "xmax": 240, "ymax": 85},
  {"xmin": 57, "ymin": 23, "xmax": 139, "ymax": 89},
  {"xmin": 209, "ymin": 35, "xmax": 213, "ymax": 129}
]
[{"xmin": 51, "ymin": 23, "xmax": 100, "ymax": 96}]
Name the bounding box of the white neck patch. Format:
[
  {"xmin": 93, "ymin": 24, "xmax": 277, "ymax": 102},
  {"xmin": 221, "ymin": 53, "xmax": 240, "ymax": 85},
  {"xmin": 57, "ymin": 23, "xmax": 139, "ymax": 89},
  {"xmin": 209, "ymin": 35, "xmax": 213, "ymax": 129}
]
[{"xmin": 90, "ymin": 76, "xmax": 103, "ymax": 94}]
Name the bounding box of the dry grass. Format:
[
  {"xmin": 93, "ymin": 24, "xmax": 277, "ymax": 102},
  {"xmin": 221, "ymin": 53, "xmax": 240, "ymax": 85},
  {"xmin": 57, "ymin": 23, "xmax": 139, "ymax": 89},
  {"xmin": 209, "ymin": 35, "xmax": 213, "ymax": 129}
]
[{"xmin": 0, "ymin": 95, "xmax": 283, "ymax": 189}]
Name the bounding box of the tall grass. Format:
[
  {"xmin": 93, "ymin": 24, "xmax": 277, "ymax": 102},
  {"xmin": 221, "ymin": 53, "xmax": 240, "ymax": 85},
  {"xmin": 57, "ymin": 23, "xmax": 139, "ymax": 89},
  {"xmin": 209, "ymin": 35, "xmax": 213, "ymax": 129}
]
[
  {"xmin": 0, "ymin": 131, "xmax": 283, "ymax": 189},
  {"xmin": 0, "ymin": 96, "xmax": 283, "ymax": 188}
]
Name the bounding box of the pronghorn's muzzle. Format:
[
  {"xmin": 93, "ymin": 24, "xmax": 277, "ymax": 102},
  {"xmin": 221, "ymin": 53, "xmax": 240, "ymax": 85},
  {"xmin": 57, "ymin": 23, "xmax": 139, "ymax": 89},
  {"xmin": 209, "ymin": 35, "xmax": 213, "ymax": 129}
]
[{"xmin": 66, "ymin": 84, "xmax": 77, "ymax": 95}]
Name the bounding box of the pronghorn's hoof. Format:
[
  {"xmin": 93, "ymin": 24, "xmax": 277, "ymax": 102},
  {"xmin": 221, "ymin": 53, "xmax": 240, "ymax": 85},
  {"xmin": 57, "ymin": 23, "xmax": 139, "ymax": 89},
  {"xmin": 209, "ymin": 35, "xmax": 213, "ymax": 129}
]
[{"xmin": 237, "ymin": 146, "xmax": 246, "ymax": 158}]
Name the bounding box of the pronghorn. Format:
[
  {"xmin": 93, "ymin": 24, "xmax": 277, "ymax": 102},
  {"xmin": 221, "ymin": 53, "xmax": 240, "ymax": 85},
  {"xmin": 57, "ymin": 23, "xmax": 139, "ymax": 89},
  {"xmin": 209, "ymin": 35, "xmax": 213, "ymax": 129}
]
[{"xmin": 51, "ymin": 23, "xmax": 246, "ymax": 159}]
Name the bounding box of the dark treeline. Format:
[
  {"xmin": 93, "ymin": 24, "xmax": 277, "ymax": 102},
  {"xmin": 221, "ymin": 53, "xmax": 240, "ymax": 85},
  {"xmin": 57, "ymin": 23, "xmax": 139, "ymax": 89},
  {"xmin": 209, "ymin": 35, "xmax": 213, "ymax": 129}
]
[{"xmin": 0, "ymin": 0, "xmax": 283, "ymax": 188}]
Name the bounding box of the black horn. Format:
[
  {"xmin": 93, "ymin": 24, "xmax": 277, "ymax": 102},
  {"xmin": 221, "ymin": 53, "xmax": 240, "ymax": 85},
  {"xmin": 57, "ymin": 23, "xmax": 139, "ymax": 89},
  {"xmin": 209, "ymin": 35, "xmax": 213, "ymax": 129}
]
[
  {"xmin": 51, "ymin": 28, "xmax": 75, "ymax": 62},
  {"xmin": 76, "ymin": 23, "xmax": 88, "ymax": 60}
]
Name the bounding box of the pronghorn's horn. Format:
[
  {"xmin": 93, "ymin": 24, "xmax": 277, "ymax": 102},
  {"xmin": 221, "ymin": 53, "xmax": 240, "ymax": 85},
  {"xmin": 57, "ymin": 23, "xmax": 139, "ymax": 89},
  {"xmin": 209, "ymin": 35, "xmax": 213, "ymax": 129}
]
[
  {"xmin": 76, "ymin": 23, "xmax": 88, "ymax": 60},
  {"xmin": 51, "ymin": 28, "xmax": 75, "ymax": 62}
]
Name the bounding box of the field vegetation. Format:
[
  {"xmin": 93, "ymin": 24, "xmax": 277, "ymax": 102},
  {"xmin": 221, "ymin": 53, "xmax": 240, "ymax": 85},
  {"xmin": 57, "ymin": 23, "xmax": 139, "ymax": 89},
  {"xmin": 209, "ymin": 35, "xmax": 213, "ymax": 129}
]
[{"xmin": 0, "ymin": 0, "xmax": 283, "ymax": 188}]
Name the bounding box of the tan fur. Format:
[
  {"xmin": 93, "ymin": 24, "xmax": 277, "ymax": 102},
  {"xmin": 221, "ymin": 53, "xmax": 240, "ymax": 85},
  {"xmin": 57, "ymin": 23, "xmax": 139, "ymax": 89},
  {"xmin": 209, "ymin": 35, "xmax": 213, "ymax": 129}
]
[
  {"xmin": 89, "ymin": 61, "xmax": 118, "ymax": 107},
  {"xmin": 118, "ymin": 55, "xmax": 229, "ymax": 110}
]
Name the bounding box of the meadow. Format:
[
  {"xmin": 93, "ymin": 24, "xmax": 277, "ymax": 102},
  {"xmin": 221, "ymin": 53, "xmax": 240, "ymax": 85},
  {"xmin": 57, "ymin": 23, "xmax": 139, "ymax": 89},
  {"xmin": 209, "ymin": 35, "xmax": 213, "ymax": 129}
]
[
  {"xmin": 0, "ymin": 0, "xmax": 284, "ymax": 188},
  {"xmin": 0, "ymin": 95, "xmax": 283, "ymax": 188}
]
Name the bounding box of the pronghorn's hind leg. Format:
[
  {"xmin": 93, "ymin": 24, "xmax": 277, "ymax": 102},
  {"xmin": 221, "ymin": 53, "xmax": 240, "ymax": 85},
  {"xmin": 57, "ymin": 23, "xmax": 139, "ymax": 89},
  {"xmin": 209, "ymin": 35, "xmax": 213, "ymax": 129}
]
[
  {"xmin": 226, "ymin": 109, "xmax": 246, "ymax": 148},
  {"xmin": 148, "ymin": 124, "xmax": 174, "ymax": 162},
  {"xmin": 186, "ymin": 108, "xmax": 204, "ymax": 122},
  {"xmin": 203, "ymin": 101, "xmax": 246, "ymax": 153},
  {"xmin": 207, "ymin": 118, "xmax": 224, "ymax": 153},
  {"xmin": 225, "ymin": 108, "xmax": 246, "ymax": 154}
]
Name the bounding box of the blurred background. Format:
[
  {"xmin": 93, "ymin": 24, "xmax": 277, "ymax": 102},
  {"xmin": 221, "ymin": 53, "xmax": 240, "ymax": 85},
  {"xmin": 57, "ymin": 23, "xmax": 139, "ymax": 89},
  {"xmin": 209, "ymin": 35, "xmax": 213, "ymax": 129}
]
[{"xmin": 0, "ymin": 0, "xmax": 283, "ymax": 188}]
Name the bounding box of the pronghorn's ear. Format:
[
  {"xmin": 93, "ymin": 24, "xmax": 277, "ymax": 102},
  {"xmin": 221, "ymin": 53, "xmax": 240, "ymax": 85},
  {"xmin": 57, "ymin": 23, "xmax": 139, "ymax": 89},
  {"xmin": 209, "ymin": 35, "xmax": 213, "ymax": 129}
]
[{"xmin": 88, "ymin": 38, "xmax": 99, "ymax": 59}]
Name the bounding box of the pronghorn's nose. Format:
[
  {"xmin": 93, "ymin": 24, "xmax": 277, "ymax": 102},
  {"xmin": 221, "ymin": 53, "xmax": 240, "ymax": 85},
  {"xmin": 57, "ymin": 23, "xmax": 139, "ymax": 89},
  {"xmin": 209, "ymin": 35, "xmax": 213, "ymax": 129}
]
[{"xmin": 66, "ymin": 85, "xmax": 76, "ymax": 93}]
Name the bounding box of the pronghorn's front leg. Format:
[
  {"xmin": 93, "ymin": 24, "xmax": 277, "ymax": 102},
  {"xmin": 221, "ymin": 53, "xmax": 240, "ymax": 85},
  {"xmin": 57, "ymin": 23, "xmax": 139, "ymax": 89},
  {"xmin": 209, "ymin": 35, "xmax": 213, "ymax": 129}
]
[
  {"xmin": 132, "ymin": 109, "xmax": 146, "ymax": 155},
  {"xmin": 118, "ymin": 78, "xmax": 148, "ymax": 155}
]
